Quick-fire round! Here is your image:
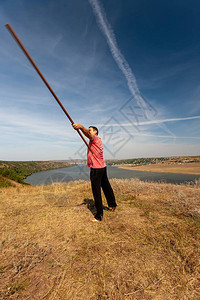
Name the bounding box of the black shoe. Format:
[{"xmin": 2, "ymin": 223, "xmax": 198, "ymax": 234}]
[{"xmin": 95, "ymin": 214, "xmax": 103, "ymax": 221}]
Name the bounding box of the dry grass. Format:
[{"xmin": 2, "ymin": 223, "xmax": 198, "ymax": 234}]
[
  {"xmin": 116, "ymin": 162, "xmax": 200, "ymax": 175},
  {"xmin": 0, "ymin": 179, "xmax": 200, "ymax": 299}
]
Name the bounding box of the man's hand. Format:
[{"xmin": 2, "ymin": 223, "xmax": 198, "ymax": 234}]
[
  {"xmin": 72, "ymin": 123, "xmax": 94, "ymax": 141},
  {"xmin": 72, "ymin": 123, "xmax": 83, "ymax": 130}
]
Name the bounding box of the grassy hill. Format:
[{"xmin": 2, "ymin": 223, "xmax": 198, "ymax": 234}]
[
  {"xmin": 0, "ymin": 179, "xmax": 199, "ymax": 299},
  {"xmin": 0, "ymin": 161, "xmax": 73, "ymax": 187}
]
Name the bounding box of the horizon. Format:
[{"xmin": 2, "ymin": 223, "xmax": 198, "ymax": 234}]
[
  {"xmin": 1, "ymin": 154, "xmax": 200, "ymax": 163},
  {"xmin": 0, "ymin": 0, "xmax": 200, "ymax": 160}
]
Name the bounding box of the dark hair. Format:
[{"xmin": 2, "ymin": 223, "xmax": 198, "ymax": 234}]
[{"xmin": 89, "ymin": 126, "xmax": 98, "ymax": 135}]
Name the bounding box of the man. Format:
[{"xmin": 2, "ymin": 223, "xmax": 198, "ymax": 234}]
[{"xmin": 72, "ymin": 123, "xmax": 117, "ymax": 222}]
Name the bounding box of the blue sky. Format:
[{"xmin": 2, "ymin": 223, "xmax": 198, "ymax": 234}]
[{"xmin": 0, "ymin": 0, "xmax": 200, "ymax": 161}]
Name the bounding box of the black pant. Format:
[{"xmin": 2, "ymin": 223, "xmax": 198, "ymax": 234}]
[{"xmin": 90, "ymin": 167, "xmax": 117, "ymax": 220}]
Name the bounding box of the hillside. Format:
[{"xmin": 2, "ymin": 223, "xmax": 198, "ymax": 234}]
[
  {"xmin": 0, "ymin": 161, "xmax": 73, "ymax": 187},
  {"xmin": 109, "ymin": 156, "xmax": 200, "ymax": 175},
  {"xmin": 108, "ymin": 156, "xmax": 200, "ymax": 166},
  {"xmin": 0, "ymin": 179, "xmax": 199, "ymax": 299}
]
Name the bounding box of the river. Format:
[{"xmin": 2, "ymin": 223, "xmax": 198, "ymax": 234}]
[{"xmin": 24, "ymin": 165, "xmax": 200, "ymax": 186}]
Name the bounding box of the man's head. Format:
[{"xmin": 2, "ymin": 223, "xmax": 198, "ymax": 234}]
[{"xmin": 89, "ymin": 126, "xmax": 98, "ymax": 136}]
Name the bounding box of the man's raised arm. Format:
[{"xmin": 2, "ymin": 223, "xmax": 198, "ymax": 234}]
[{"xmin": 72, "ymin": 123, "xmax": 94, "ymax": 141}]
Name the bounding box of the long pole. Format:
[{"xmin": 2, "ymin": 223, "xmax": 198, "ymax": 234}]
[{"xmin": 5, "ymin": 23, "xmax": 92, "ymax": 153}]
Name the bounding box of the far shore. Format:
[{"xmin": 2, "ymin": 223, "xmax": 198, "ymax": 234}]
[{"xmin": 115, "ymin": 162, "xmax": 200, "ymax": 175}]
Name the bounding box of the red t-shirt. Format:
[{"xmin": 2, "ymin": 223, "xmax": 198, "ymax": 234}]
[{"xmin": 87, "ymin": 135, "xmax": 106, "ymax": 168}]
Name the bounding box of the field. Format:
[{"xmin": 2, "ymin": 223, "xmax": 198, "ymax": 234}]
[
  {"xmin": 0, "ymin": 179, "xmax": 200, "ymax": 299},
  {"xmin": 116, "ymin": 162, "xmax": 200, "ymax": 175}
]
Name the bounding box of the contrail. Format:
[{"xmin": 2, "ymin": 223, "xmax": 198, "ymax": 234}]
[
  {"xmin": 88, "ymin": 0, "xmax": 175, "ymax": 137},
  {"xmin": 88, "ymin": 0, "xmax": 148, "ymax": 116},
  {"xmin": 136, "ymin": 115, "xmax": 200, "ymax": 125},
  {"xmin": 97, "ymin": 115, "xmax": 200, "ymax": 127}
]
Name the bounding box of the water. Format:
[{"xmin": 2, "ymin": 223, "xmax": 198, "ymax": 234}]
[{"xmin": 24, "ymin": 165, "xmax": 200, "ymax": 186}]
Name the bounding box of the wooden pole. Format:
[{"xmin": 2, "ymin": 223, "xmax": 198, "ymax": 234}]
[{"xmin": 5, "ymin": 23, "xmax": 92, "ymax": 153}]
